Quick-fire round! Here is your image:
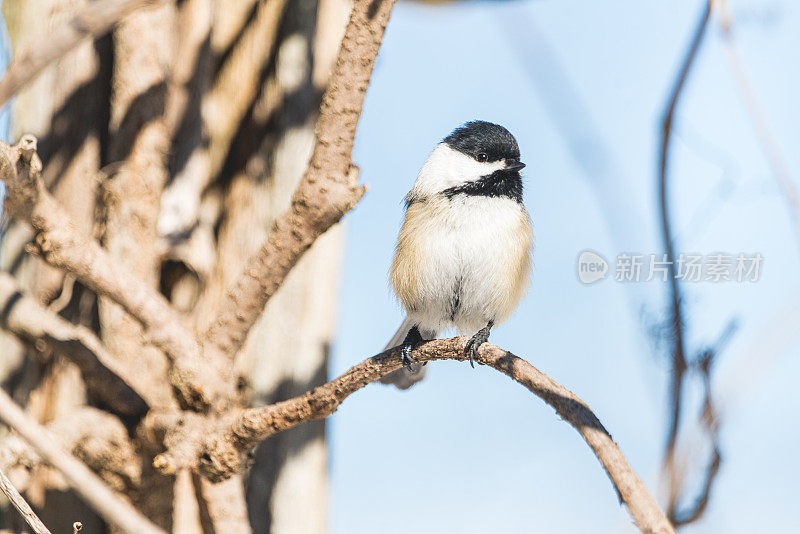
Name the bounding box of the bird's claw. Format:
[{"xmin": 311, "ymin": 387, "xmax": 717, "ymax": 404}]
[
  {"xmin": 464, "ymin": 324, "xmax": 492, "ymax": 368},
  {"xmin": 401, "ymin": 343, "xmax": 415, "ymax": 368},
  {"xmin": 399, "ymin": 325, "xmax": 424, "ymax": 369},
  {"xmin": 464, "ymin": 338, "xmax": 480, "ymax": 368}
]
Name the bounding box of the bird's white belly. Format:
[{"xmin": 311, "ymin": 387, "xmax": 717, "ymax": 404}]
[{"xmin": 391, "ymin": 195, "xmax": 532, "ymax": 334}]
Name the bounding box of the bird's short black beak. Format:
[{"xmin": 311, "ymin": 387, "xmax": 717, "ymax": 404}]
[{"xmin": 506, "ymin": 161, "xmax": 526, "ymax": 171}]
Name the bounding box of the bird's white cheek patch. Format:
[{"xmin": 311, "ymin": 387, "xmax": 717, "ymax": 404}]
[{"xmin": 409, "ymin": 144, "xmax": 506, "ymax": 199}]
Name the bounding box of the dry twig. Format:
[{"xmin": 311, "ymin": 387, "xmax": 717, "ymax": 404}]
[
  {"xmin": 658, "ymin": 0, "xmax": 713, "ymax": 480},
  {"xmin": 0, "ymin": 388, "xmax": 166, "ymax": 534},
  {"xmin": 0, "ymin": 466, "xmax": 52, "ymax": 534},
  {"xmin": 667, "ymin": 322, "xmax": 734, "ymax": 526},
  {"xmin": 657, "ymin": 1, "xmax": 734, "ymax": 527}
]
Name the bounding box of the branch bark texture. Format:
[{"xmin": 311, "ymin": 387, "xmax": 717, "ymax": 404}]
[
  {"xmin": 0, "ymin": 136, "xmax": 221, "ymax": 411},
  {"xmin": 0, "ymin": 466, "xmax": 52, "ymax": 534},
  {"xmin": 160, "ymin": 338, "xmax": 674, "ymax": 534}
]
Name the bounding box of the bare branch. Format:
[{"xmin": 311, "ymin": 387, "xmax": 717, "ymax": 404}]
[
  {"xmin": 0, "ymin": 466, "xmax": 52, "ymax": 534},
  {"xmin": 0, "ymin": 272, "xmax": 151, "ymax": 417},
  {"xmin": 157, "ymin": 338, "xmax": 674, "ymax": 534},
  {"xmin": 0, "ymin": 0, "xmax": 166, "ymax": 107},
  {"xmin": 197, "ymin": 476, "xmax": 251, "ymax": 534},
  {"xmin": 671, "ymin": 445, "xmax": 721, "ymax": 526},
  {"xmin": 658, "ymin": 0, "xmax": 712, "ymax": 466},
  {"xmin": 200, "ymin": 0, "xmax": 398, "ymax": 361},
  {"xmin": 667, "ymin": 322, "xmax": 733, "ymax": 526},
  {"xmin": 47, "ymin": 408, "xmax": 143, "ymax": 493},
  {"xmin": 171, "ymin": 469, "xmax": 202, "ymax": 534},
  {"xmin": 0, "ymin": 388, "xmax": 166, "ymax": 534},
  {"xmin": 0, "ymin": 407, "xmax": 142, "ymax": 494},
  {"xmin": 0, "ymin": 136, "xmax": 223, "ymax": 411},
  {"xmin": 716, "ymin": 0, "xmax": 800, "ymax": 252}
]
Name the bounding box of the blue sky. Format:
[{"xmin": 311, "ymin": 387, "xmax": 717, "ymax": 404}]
[{"xmin": 330, "ymin": 1, "xmax": 800, "ymax": 532}]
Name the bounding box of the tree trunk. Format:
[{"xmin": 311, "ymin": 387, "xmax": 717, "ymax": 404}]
[{"xmin": 0, "ymin": 0, "xmax": 350, "ymax": 531}]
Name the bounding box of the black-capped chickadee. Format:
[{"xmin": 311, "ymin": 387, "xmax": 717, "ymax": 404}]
[{"xmin": 381, "ymin": 121, "xmax": 533, "ymax": 389}]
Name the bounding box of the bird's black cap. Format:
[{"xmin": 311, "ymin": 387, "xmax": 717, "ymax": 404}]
[{"xmin": 443, "ymin": 121, "xmax": 521, "ymax": 163}]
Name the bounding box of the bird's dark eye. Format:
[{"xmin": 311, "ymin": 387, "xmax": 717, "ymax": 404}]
[{"xmin": 477, "ymin": 153, "xmax": 488, "ymax": 162}]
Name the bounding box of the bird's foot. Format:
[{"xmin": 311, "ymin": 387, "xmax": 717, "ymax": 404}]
[
  {"xmin": 401, "ymin": 342, "xmax": 415, "ymax": 367},
  {"xmin": 400, "ymin": 325, "xmax": 424, "ymax": 369},
  {"xmin": 464, "ymin": 321, "xmax": 493, "ymax": 368}
]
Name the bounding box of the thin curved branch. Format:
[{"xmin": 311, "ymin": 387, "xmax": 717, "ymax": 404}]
[
  {"xmin": 199, "ymin": 0, "xmax": 398, "ymax": 361},
  {"xmin": 0, "ymin": 272, "xmax": 151, "ymax": 417},
  {"xmin": 671, "ymin": 446, "xmax": 721, "ymax": 526},
  {"xmin": 0, "ymin": 136, "xmax": 223, "ymax": 411},
  {"xmin": 0, "ymin": 466, "xmax": 52, "ymax": 534},
  {"xmin": 0, "ymin": 0, "xmax": 165, "ymax": 107},
  {"xmin": 0, "ymin": 388, "xmax": 166, "ymax": 534},
  {"xmin": 156, "ymin": 338, "xmax": 674, "ymax": 534},
  {"xmin": 658, "ymin": 0, "xmax": 712, "ymax": 464},
  {"xmin": 668, "ymin": 322, "xmax": 733, "ymax": 526}
]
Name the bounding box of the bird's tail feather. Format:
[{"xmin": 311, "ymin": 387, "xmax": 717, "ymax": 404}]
[
  {"xmin": 379, "ymin": 317, "xmax": 436, "ymax": 390},
  {"xmin": 382, "ymin": 316, "xmax": 416, "ymax": 353}
]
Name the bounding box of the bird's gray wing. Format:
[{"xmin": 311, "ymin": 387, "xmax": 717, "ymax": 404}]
[{"xmin": 379, "ymin": 316, "xmax": 436, "ymax": 390}]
